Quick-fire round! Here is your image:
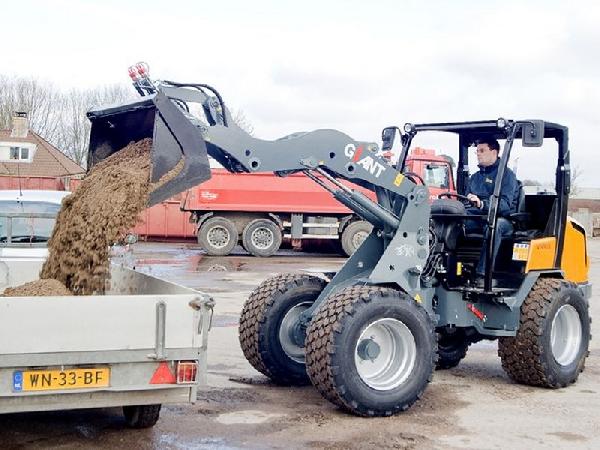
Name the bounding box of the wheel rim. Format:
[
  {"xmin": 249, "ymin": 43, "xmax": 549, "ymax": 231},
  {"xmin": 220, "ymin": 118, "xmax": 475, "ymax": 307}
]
[
  {"xmin": 352, "ymin": 230, "xmax": 369, "ymax": 250},
  {"xmin": 551, "ymin": 304, "xmax": 583, "ymax": 366},
  {"xmin": 279, "ymin": 302, "xmax": 311, "ymax": 363},
  {"xmin": 207, "ymin": 225, "xmax": 231, "ymax": 249},
  {"xmin": 251, "ymin": 226, "xmax": 274, "ymax": 250},
  {"xmin": 354, "ymin": 318, "xmax": 416, "ymax": 391}
]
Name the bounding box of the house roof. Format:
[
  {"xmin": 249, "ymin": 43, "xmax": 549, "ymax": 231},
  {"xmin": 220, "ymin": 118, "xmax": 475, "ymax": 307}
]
[{"xmin": 0, "ymin": 130, "xmax": 85, "ymax": 177}]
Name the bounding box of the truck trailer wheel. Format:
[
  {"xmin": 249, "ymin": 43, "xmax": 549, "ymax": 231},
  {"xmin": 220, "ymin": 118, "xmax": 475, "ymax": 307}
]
[
  {"xmin": 436, "ymin": 329, "xmax": 470, "ymax": 370},
  {"xmin": 498, "ymin": 278, "xmax": 590, "ymax": 388},
  {"xmin": 239, "ymin": 273, "xmax": 326, "ymax": 385},
  {"xmin": 242, "ymin": 219, "xmax": 282, "ymax": 257},
  {"xmin": 305, "ymin": 286, "xmax": 437, "ymax": 416},
  {"xmin": 340, "ymin": 220, "xmax": 372, "ymax": 257},
  {"xmin": 123, "ymin": 404, "xmax": 161, "ymax": 428},
  {"xmin": 198, "ymin": 216, "xmax": 238, "ymax": 256}
]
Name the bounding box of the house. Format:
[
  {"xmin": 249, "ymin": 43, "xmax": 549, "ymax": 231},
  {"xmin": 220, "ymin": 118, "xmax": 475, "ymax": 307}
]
[{"xmin": 0, "ymin": 112, "xmax": 84, "ymax": 188}]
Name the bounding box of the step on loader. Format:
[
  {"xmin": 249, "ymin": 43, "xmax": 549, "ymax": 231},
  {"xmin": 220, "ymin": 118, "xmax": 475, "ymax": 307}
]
[{"xmin": 87, "ymin": 63, "xmax": 591, "ymax": 416}]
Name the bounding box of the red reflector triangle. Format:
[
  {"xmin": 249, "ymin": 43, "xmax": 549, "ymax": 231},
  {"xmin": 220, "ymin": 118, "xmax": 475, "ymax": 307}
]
[{"xmin": 150, "ymin": 361, "xmax": 176, "ymax": 384}]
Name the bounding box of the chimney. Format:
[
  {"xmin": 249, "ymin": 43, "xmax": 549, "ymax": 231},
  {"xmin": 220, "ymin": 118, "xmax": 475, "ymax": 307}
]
[{"xmin": 11, "ymin": 111, "xmax": 29, "ymax": 138}]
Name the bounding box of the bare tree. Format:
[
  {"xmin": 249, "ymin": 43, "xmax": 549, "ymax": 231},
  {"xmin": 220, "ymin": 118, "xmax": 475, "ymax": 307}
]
[
  {"xmin": 231, "ymin": 108, "xmax": 254, "ymax": 136},
  {"xmin": 1, "ymin": 74, "xmax": 135, "ymax": 167},
  {"xmin": 0, "ymin": 75, "xmax": 62, "ymax": 143},
  {"xmin": 56, "ymin": 84, "xmax": 135, "ymax": 166},
  {"xmin": 570, "ymin": 165, "xmax": 583, "ymax": 197}
]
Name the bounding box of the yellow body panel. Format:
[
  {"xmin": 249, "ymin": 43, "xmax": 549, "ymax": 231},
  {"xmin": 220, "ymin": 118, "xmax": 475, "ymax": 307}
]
[
  {"xmin": 560, "ymin": 218, "xmax": 589, "ymax": 283},
  {"xmin": 525, "ymin": 238, "xmax": 557, "ymax": 272}
]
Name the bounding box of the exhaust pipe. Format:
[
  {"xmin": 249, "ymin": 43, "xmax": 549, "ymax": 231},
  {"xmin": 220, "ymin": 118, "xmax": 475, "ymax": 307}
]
[{"xmin": 87, "ymin": 91, "xmax": 212, "ymax": 206}]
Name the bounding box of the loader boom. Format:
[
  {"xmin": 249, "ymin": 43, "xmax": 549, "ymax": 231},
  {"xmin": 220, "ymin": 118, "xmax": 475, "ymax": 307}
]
[{"xmin": 87, "ymin": 78, "xmax": 432, "ymax": 300}]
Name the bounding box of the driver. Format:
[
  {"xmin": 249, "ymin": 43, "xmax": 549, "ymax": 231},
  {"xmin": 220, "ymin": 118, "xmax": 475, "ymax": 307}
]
[{"xmin": 465, "ymin": 139, "xmax": 518, "ymax": 284}]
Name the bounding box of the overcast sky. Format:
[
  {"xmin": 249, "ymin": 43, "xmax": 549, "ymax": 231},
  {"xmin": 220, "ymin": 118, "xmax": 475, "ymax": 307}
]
[{"xmin": 3, "ymin": 0, "xmax": 599, "ymax": 186}]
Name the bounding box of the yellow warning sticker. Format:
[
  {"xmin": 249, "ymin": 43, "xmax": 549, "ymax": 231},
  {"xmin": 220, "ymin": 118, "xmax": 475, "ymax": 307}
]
[
  {"xmin": 394, "ymin": 173, "xmax": 405, "ymax": 186},
  {"xmin": 456, "ymin": 262, "xmax": 462, "ymax": 276},
  {"xmin": 414, "ymin": 293, "xmax": 422, "ymax": 303},
  {"xmin": 512, "ymin": 243, "xmax": 530, "ymax": 261}
]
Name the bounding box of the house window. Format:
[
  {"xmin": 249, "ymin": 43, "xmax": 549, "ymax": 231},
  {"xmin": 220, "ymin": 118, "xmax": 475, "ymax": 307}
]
[{"xmin": 9, "ymin": 146, "xmax": 30, "ymax": 161}]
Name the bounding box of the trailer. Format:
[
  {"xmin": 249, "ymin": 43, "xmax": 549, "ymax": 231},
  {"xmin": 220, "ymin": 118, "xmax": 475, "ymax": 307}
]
[{"xmin": 0, "ymin": 199, "xmax": 213, "ymax": 428}]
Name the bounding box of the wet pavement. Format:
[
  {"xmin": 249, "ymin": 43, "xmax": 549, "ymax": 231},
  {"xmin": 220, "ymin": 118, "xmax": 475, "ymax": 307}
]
[{"xmin": 2, "ymin": 241, "xmax": 600, "ymax": 449}]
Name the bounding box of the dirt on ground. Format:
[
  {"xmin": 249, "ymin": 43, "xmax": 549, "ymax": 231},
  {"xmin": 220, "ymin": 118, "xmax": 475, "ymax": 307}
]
[
  {"xmin": 40, "ymin": 139, "xmax": 153, "ymax": 295},
  {"xmin": 1, "ymin": 278, "xmax": 71, "ymax": 296}
]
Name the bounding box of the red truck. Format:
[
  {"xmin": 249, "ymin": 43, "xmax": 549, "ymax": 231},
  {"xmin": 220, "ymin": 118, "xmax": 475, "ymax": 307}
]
[{"xmin": 176, "ymin": 148, "xmax": 455, "ymax": 257}]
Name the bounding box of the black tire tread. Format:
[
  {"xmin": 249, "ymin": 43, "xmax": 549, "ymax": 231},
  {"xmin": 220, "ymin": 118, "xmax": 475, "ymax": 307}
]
[
  {"xmin": 239, "ymin": 273, "xmax": 326, "ymax": 384},
  {"xmin": 305, "ymin": 285, "xmax": 437, "ymax": 416},
  {"xmin": 498, "ymin": 277, "xmax": 590, "ymax": 388},
  {"xmin": 123, "ymin": 404, "xmax": 161, "ymax": 428},
  {"xmin": 436, "ymin": 332, "xmax": 470, "ymax": 370}
]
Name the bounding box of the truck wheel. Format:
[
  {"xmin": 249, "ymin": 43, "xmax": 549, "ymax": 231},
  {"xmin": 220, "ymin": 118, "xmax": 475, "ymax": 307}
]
[
  {"xmin": 305, "ymin": 286, "xmax": 437, "ymax": 416},
  {"xmin": 436, "ymin": 329, "xmax": 470, "ymax": 370},
  {"xmin": 340, "ymin": 220, "xmax": 372, "ymax": 256},
  {"xmin": 123, "ymin": 404, "xmax": 161, "ymax": 428},
  {"xmin": 239, "ymin": 273, "xmax": 326, "ymax": 385},
  {"xmin": 498, "ymin": 278, "xmax": 590, "ymax": 388},
  {"xmin": 198, "ymin": 216, "xmax": 238, "ymax": 256},
  {"xmin": 242, "ymin": 219, "xmax": 282, "ymax": 257}
]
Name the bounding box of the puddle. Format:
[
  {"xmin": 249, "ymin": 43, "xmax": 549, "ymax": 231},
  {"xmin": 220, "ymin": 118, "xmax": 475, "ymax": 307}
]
[
  {"xmin": 212, "ymin": 315, "xmax": 240, "ymax": 327},
  {"xmin": 194, "ymin": 257, "xmax": 248, "ymax": 273},
  {"xmin": 215, "ymin": 410, "xmax": 285, "ymax": 425},
  {"xmin": 159, "ymin": 433, "xmax": 243, "ymax": 449}
]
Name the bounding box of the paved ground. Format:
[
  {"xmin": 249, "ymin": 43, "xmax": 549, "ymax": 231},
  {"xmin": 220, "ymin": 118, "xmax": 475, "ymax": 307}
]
[{"xmin": 2, "ymin": 241, "xmax": 599, "ymax": 449}]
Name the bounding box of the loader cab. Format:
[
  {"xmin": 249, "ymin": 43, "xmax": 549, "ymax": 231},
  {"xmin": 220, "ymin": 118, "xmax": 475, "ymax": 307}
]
[{"xmin": 386, "ymin": 119, "xmax": 579, "ymax": 292}]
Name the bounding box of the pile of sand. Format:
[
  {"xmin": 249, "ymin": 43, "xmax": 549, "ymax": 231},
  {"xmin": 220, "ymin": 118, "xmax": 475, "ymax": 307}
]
[
  {"xmin": 3, "ymin": 279, "xmax": 72, "ymax": 297},
  {"xmin": 40, "ymin": 139, "xmax": 153, "ymax": 295}
]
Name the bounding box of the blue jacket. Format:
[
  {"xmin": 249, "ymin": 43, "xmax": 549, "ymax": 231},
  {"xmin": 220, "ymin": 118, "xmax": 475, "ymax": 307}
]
[{"xmin": 467, "ymin": 159, "xmax": 518, "ymax": 217}]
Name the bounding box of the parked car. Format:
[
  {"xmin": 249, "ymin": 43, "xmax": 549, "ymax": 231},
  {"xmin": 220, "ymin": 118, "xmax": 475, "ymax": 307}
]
[{"xmin": 0, "ymin": 190, "xmax": 69, "ymax": 286}]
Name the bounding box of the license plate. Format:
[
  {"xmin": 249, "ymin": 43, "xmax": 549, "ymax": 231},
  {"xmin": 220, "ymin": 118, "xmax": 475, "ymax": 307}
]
[{"xmin": 13, "ymin": 367, "xmax": 110, "ymax": 392}]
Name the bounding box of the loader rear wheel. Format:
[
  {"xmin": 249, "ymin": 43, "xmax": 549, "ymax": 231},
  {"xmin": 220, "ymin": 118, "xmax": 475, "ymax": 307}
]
[
  {"xmin": 436, "ymin": 329, "xmax": 470, "ymax": 370},
  {"xmin": 123, "ymin": 404, "xmax": 161, "ymax": 428},
  {"xmin": 498, "ymin": 278, "xmax": 590, "ymax": 388},
  {"xmin": 198, "ymin": 216, "xmax": 238, "ymax": 256},
  {"xmin": 242, "ymin": 219, "xmax": 282, "ymax": 257},
  {"xmin": 305, "ymin": 286, "xmax": 437, "ymax": 416},
  {"xmin": 340, "ymin": 220, "xmax": 372, "ymax": 256},
  {"xmin": 239, "ymin": 273, "xmax": 326, "ymax": 385}
]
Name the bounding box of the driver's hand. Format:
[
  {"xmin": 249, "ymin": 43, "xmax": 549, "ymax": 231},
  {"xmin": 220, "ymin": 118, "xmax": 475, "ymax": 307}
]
[{"xmin": 467, "ymin": 194, "xmax": 481, "ymax": 208}]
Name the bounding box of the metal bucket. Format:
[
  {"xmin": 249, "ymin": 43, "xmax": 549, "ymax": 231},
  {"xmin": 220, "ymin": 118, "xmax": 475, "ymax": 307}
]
[{"xmin": 86, "ymin": 91, "xmax": 211, "ymax": 206}]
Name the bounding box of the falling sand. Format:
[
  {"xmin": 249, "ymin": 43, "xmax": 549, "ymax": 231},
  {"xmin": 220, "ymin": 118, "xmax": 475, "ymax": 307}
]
[{"xmin": 39, "ymin": 139, "xmax": 153, "ymax": 295}]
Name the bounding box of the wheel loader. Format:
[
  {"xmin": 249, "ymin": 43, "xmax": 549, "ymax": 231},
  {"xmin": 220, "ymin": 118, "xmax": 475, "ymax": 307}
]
[{"xmin": 87, "ymin": 63, "xmax": 591, "ymax": 416}]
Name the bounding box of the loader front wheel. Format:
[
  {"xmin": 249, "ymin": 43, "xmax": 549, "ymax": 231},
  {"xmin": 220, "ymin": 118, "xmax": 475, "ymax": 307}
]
[
  {"xmin": 306, "ymin": 286, "xmax": 437, "ymax": 416},
  {"xmin": 498, "ymin": 278, "xmax": 590, "ymax": 388},
  {"xmin": 239, "ymin": 273, "xmax": 326, "ymax": 385},
  {"xmin": 198, "ymin": 216, "xmax": 238, "ymax": 256}
]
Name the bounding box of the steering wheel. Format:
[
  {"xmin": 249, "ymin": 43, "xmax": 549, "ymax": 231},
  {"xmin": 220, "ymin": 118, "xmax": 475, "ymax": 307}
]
[{"xmin": 438, "ymin": 191, "xmax": 478, "ymax": 207}]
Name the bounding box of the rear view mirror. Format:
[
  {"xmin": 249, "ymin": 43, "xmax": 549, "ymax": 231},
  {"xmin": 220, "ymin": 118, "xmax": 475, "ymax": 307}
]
[
  {"xmin": 521, "ymin": 120, "xmax": 544, "ymax": 147},
  {"xmin": 381, "ymin": 127, "xmax": 397, "ymax": 151}
]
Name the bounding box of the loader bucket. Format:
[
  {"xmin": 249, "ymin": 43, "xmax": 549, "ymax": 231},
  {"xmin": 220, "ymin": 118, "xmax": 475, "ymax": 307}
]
[{"xmin": 87, "ymin": 91, "xmax": 212, "ymax": 206}]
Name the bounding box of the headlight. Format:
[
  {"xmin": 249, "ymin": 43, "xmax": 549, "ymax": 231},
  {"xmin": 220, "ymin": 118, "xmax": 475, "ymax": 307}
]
[
  {"xmin": 497, "ymin": 118, "xmax": 506, "ymax": 128},
  {"xmin": 403, "ymin": 123, "xmax": 414, "ymax": 133}
]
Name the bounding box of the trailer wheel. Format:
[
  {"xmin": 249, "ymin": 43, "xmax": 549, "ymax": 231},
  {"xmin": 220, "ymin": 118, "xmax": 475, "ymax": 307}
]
[
  {"xmin": 436, "ymin": 329, "xmax": 470, "ymax": 370},
  {"xmin": 239, "ymin": 273, "xmax": 326, "ymax": 385},
  {"xmin": 498, "ymin": 278, "xmax": 590, "ymax": 388},
  {"xmin": 123, "ymin": 404, "xmax": 161, "ymax": 428},
  {"xmin": 305, "ymin": 286, "xmax": 437, "ymax": 416},
  {"xmin": 242, "ymin": 219, "xmax": 282, "ymax": 257},
  {"xmin": 198, "ymin": 216, "xmax": 238, "ymax": 256},
  {"xmin": 340, "ymin": 220, "xmax": 372, "ymax": 256}
]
